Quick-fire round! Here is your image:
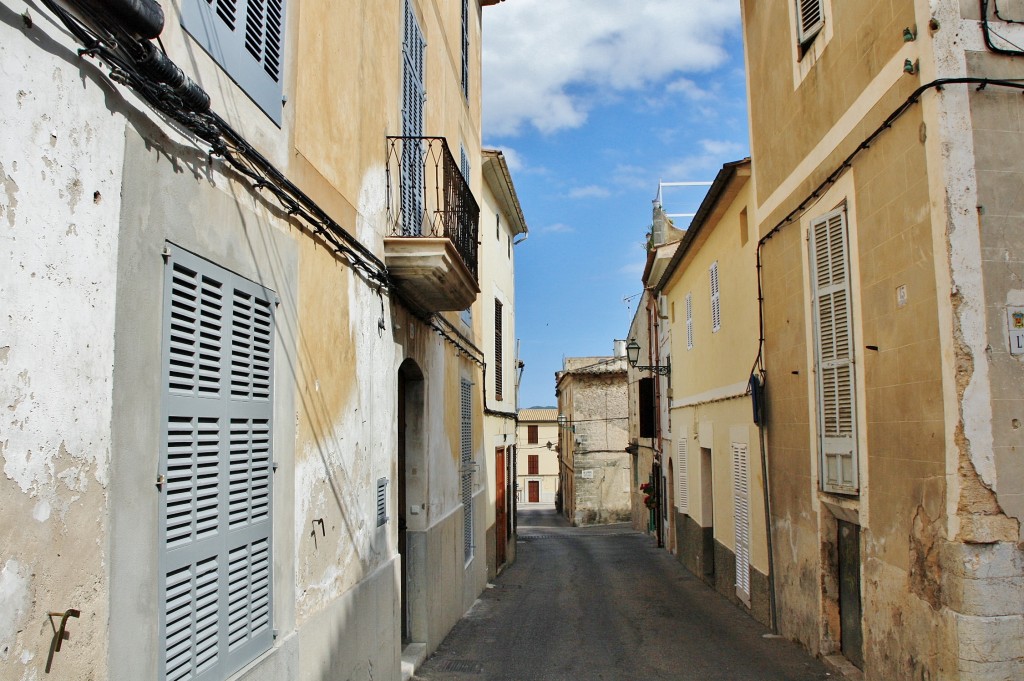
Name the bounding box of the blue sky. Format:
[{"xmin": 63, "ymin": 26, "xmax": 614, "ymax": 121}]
[{"xmin": 481, "ymin": 0, "xmax": 750, "ymax": 408}]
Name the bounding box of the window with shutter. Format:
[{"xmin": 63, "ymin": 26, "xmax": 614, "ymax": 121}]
[
  {"xmin": 461, "ymin": 0, "xmax": 469, "ymax": 100},
  {"xmin": 494, "ymin": 299, "xmax": 503, "ymax": 402},
  {"xmin": 796, "ymin": 0, "xmax": 825, "ymax": 46},
  {"xmin": 527, "ymin": 425, "xmax": 538, "ymax": 444},
  {"xmin": 528, "ymin": 455, "xmax": 539, "ymax": 476},
  {"xmin": 810, "ymin": 208, "xmax": 859, "ymax": 494},
  {"xmin": 180, "ymin": 0, "xmax": 285, "ymax": 124},
  {"xmin": 677, "ymin": 437, "xmax": 688, "ymax": 513},
  {"xmin": 710, "ymin": 262, "xmax": 721, "ymax": 333},
  {"xmin": 460, "ymin": 379, "xmax": 474, "ymax": 563},
  {"xmin": 401, "ymin": 0, "xmax": 426, "ymax": 235},
  {"xmin": 376, "ymin": 478, "xmax": 389, "ymax": 527},
  {"xmin": 732, "ymin": 442, "xmax": 751, "ymax": 603},
  {"xmin": 685, "ymin": 292, "xmax": 693, "ymax": 350},
  {"xmin": 159, "ymin": 245, "xmax": 275, "ymax": 681}
]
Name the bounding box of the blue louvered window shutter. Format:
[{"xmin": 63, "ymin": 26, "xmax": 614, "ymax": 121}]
[
  {"xmin": 401, "ymin": 0, "xmax": 427, "ymax": 235},
  {"xmin": 180, "ymin": 0, "xmax": 286, "ymax": 124},
  {"xmin": 460, "ymin": 379, "xmax": 474, "ymax": 563},
  {"xmin": 461, "ymin": 0, "xmax": 469, "ymax": 99},
  {"xmin": 159, "ymin": 245, "xmax": 275, "ymax": 681}
]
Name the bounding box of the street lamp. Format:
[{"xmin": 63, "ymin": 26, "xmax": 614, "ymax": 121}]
[{"xmin": 625, "ymin": 338, "xmax": 670, "ymax": 376}]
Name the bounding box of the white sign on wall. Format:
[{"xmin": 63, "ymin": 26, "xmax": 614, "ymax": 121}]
[
  {"xmin": 581, "ymin": 469, "xmax": 594, "ymax": 479},
  {"xmin": 1007, "ymin": 306, "xmax": 1024, "ymax": 356}
]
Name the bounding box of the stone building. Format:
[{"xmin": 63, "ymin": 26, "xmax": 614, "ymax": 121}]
[
  {"xmin": 555, "ymin": 356, "xmax": 631, "ymax": 526},
  {"xmin": 0, "ymin": 0, "xmax": 514, "ymax": 679},
  {"xmin": 740, "ymin": 1, "xmax": 1024, "ymax": 677}
]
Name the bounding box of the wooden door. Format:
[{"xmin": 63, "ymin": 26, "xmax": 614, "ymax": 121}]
[
  {"xmin": 495, "ymin": 447, "xmax": 506, "ymax": 567},
  {"xmin": 838, "ymin": 520, "xmax": 863, "ymax": 669},
  {"xmin": 528, "ymin": 480, "xmax": 539, "ymax": 503}
]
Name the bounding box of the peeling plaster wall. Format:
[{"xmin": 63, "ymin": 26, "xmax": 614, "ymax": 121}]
[
  {"xmin": 0, "ymin": 6, "xmax": 124, "ymax": 675},
  {"xmin": 966, "ymin": 50, "xmax": 1024, "ymax": 541},
  {"xmin": 567, "ymin": 367, "xmax": 630, "ymax": 526}
]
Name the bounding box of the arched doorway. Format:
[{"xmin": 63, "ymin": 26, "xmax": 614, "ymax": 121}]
[{"xmin": 398, "ymin": 359, "xmax": 425, "ymax": 645}]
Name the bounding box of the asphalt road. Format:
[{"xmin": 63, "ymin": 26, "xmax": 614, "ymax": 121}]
[{"xmin": 414, "ymin": 506, "xmax": 831, "ymax": 681}]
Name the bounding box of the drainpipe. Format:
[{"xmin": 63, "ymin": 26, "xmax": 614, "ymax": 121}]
[{"xmin": 648, "ymin": 299, "xmax": 664, "ymax": 548}]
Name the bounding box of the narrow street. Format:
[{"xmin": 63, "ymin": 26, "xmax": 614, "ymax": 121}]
[{"xmin": 414, "ymin": 506, "xmax": 831, "ymax": 681}]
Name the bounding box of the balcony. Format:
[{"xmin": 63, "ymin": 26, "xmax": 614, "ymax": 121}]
[{"xmin": 384, "ymin": 136, "xmax": 480, "ymax": 313}]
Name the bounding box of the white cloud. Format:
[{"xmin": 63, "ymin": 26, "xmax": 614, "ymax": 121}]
[
  {"xmin": 567, "ymin": 185, "xmax": 611, "ymax": 199},
  {"xmin": 660, "ymin": 138, "xmax": 748, "ymax": 179},
  {"xmin": 482, "ymin": 0, "xmax": 740, "ymax": 136},
  {"xmin": 539, "ymin": 222, "xmax": 575, "ymax": 235},
  {"xmin": 666, "ymin": 78, "xmax": 715, "ymax": 101}
]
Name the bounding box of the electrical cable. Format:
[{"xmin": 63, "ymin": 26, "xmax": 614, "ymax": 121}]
[
  {"xmin": 38, "ymin": 0, "xmax": 393, "ymax": 290},
  {"xmin": 34, "ymin": 0, "xmax": 511, "ymax": 383},
  {"xmin": 981, "ymin": 0, "xmax": 1024, "ymax": 56}
]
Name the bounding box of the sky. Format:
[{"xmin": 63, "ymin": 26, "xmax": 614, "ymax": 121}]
[{"xmin": 481, "ymin": 0, "xmax": 751, "ymax": 408}]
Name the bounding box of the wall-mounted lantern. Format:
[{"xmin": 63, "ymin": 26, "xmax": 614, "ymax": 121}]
[{"xmin": 625, "ymin": 338, "xmax": 670, "ymax": 376}]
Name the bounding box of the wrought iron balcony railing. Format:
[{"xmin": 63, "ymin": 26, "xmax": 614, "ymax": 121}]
[{"xmin": 386, "ymin": 136, "xmax": 480, "ymax": 281}]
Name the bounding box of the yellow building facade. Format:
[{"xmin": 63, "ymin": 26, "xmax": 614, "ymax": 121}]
[
  {"xmin": 742, "ymin": 1, "xmax": 1024, "ymax": 677},
  {"xmin": 0, "ymin": 0, "xmax": 511, "ymax": 679},
  {"xmin": 651, "ymin": 161, "xmax": 772, "ymax": 625}
]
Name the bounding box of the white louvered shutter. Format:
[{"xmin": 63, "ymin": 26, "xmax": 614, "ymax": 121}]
[
  {"xmin": 180, "ymin": 0, "xmax": 285, "ymax": 123},
  {"xmin": 460, "ymin": 379, "xmax": 474, "ymax": 562},
  {"xmin": 677, "ymin": 437, "xmax": 688, "ymax": 513},
  {"xmin": 732, "ymin": 442, "xmax": 751, "ymax": 603},
  {"xmin": 160, "ymin": 246, "xmax": 275, "ymax": 681},
  {"xmin": 810, "ymin": 209, "xmax": 859, "ymax": 494},
  {"xmin": 710, "ymin": 262, "xmax": 721, "ymax": 333},
  {"xmin": 685, "ymin": 293, "xmax": 693, "ymax": 350},
  {"xmin": 401, "ymin": 0, "xmax": 426, "ymax": 235},
  {"xmin": 796, "ymin": 0, "xmax": 824, "ymax": 44}
]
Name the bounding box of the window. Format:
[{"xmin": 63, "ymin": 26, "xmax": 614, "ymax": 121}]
[
  {"xmin": 401, "ymin": 0, "xmax": 426, "ymax": 235},
  {"xmin": 638, "ymin": 377, "xmax": 655, "ymax": 438},
  {"xmin": 460, "ymin": 145, "xmax": 470, "ymax": 182},
  {"xmin": 494, "ymin": 299, "xmax": 503, "ymax": 401},
  {"xmin": 461, "ymin": 0, "xmax": 470, "ymax": 99},
  {"xmin": 527, "ymin": 425, "xmax": 538, "ymax": 444},
  {"xmin": 810, "ymin": 208, "xmax": 858, "ymax": 494},
  {"xmin": 685, "ymin": 292, "xmax": 693, "ymax": 350},
  {"xmin": 496, "ymin": 214, "xmax": 500, "ymax": 241},
  {"xmin": 796, "ymin": 0, "xmax": 825, "ymax": 47},
  {"xmin": 732, "ymin": 442, "xmax": 751, "ymax": 603},
  {"xmin": 528, "ymin": 455, "xmax": 539, "ymax": 476},
  {"xmin": 376, "ymin": 478, "xmax": 389, "ymax": 527},
  {"xmin": 180, "ymin": 0, "xmax": 285, "ymax": 124},
  {"xmin": 739, "ymin": 207, "xmax": 749, "ymax": 246},
  {"xmin": 460, "ymin": 379, "xmax": 474, "ymax": 562},
  {"xmin": 677, "ymin": 438, "xmax": 688, "ymax": 513},
  {"xmin": 710, "ymin": 262, "xmax": 721, "ymax": 333},
  {"xmin": 159, "ymin": 246, "xmax": 275, "ymax": 680}
]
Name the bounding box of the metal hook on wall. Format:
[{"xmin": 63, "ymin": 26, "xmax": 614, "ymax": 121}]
[{"xmin": 45, "ymin": 608, "xmax": 80, "ymax": 673}]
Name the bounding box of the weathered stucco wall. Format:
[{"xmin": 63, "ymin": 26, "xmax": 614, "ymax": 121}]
[
  {"xmin": 0, "ymin": 9, "xmax": 123, "ymax": 673},
  {"xmin": 2, "ymin": 0, "xmax": 494, "ymax": 678},
  {"xmin": 568, "ymin": 366, "xmax": 630, "ymax": 526},
  {"xmin": 743, "ymin": 1, "xmax": 1024, "ymax": 677}
]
